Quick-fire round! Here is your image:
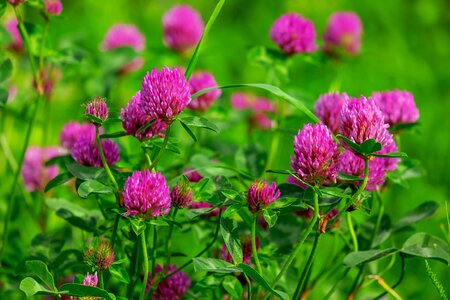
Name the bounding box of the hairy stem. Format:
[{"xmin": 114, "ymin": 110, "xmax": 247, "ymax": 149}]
[
  {"xmin": 96, "ymin": 126, "xmax": 119, "ymax": 192},
  {"xmin": 139, "ymin": 231, "xmax": 149, "ymax": 300},
  {"xmin": 252, "ymin": 214, "xmax": 263, "ymax": 274}
]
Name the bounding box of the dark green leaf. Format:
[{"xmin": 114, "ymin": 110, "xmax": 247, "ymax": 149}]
[
  {"xmin": 178, "ymin": 116, "xmax": 219, "ymax": 133},
  {"xmin": 343, "ymin": 248, "xmax": 398, "ymax": 267},
  {"xmin": 44, "ymin": 172, "xmax": 74, "ymax": 192},
  {"xmin": 193, "ymin": 257, "xmax": 242, "ymax": 274},
  {"xmin": 401, "ymin": 233, "xmax": 450, "ymax": 265},
  {"xmin": 0, "ymin": 0, "xmax": 6, "ymax": 18},
  {"xmin": 86, "ymin": 114, "xmax": 103, "ymax": 124},
  {"xmin": 372, "ymin": 152, "xmax": 408, "ymax": 158},
  {"xmin": 19, "ymin": 277, "xmax": 58, "ymax": 298},
  {"xmin": 238, "ymin": 264, "xmax": 289, "ymax": 300},
  {"xmin": 59, "ymin": 283, "xmax": 115, "ymax": 300},
  {"xmin": 222, "ymin": 204, "xmax": 243, "ymax": 218},
  {"xmin": 66, "ymin": 163, "xmax": 103, "ymax": 180},
  {"xmin": 392, "ymin": 201, "xmax": 439, "ymax": 231},
  {"xmin": 100, "ymin": 131, "xmax": 126, "ymax": 139},
  {"xmin": 136, "ymin": 119, "xmax": 156, "ymax": 135},
  {"xmin": 266, "ymin": 169, "xmax": 290, "ymax": 175},
  {"xmin": 263, "ymin": 209, "xmax": 279, "ymax": 228},
  {"xmin": 0, "ymin": 59, "xmax": 12, "ymax": 82},
  {"xmin": 222, "ymin": 276, "xmax": 243, "ymax": 299},
  {"xmin": 129, "ymin": 218, "xmax": 146, "ymax": 236},
  {"xmin": 336, "ymin": 134, "xmax": 362, "ymax": 154},
  {"xmin": 0, "ymin": 87, "xmax": 7, "ymax": 107},
  {"xmin": 360, "ymin": 139, "xmax": 377, "ymax": 154},
  {"xmin": 109, "ymin": 265, "xmax": 130, "ymax": 284},
  {"xmin": 147, "ymin": 219, "xmax": 170, "ymax": 227},
  {"xmin": 221, "ymin": 218, "xmax": 243, "ymax": 264},
  {"xmin": 337, "ymin": 172, "xmax": 363, "ymax": 182},
  {"xmin": 25, "ymin": 260, "xmax": 57, "ymax": 291},
  {"xmin": 390, "ymin": 122, "xmax": 420, "ymax": 133},
  {"xmin": 277, "ymin": 183, "xmax": 304, "ymax": 199},
  {"xmin": 77, "ymin": 180, "xmax": 114, "ymax": 199},
  {"xmin": 179, "ymin": 120, "xmax": 197, "ymax": 142}
]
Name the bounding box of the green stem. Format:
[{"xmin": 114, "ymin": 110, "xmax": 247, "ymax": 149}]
[
  {"xmin": 98, "ymin": 270, "xmax": 104, "ymax": 289},
  {"xmin": 39, "ymin": 19, "xmax": 49, "ymax": 72},
  {"xmin": 293, "ymin": 229, "xmax": 321, "ymax": 300},
  {"xmin": 244, "ymin": 273, "xmax": 253, "ymax": 300},
  {"xmin": 127, "ymin": 239, "xmax": 140, "ymax": 299},
  {"xmin": 270, "ymin": 191, "xmax": 319, "ymax": 287},
  {"xmin": 370, "ymin": 191, "xmax": 384, "ymax": 248},
  {"xmin": 252, "ymin": 214, "xmax": 262, "ymax": 274},
  {"xmin": 139, "ymin": 231, "xmax": 149, "ymax": 300},
  {"xmin": 345, "ymin": 156, "xmax": 369, "ymax": 211},
  {"xmin": 323, "ymin": 268, "xmax": 350, "ymax": 300},
  {"xmin": 162, "ymin": 209, "xmax": 223, "ymax": 281},
  {"xmin": 111, "ymin": 214, "xmax": 120, "ymax": 249},
  {"xmin": 151, "ymin": 225, "xmax": 157, "ymax": 277},
  {"xmin": 95, "ymin": 126, "xmax": 119, "ymax": 192},
  {"xmin": 149, "ymin": 125, "xmax": 171, "ymax": 171},
  {"xmin": 165, "ymin": 208, "xmax": 178, "ymax": 268},
  {"xmin": 347, "ymin": 213, "xmax": 358, "ymax": 252}
]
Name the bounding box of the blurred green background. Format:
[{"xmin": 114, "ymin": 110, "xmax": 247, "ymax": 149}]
[{"xmin": 1, "ymin": 0, "xmax": 449, "ymax": 299}]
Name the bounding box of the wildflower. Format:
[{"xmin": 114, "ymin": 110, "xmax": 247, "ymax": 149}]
[
  {"xmin": 141, "ymin": 67, "xmax": 191, "ymax": 122},
  {"xmin": 147, "ymin": 265, "xmax": 190, "ymax": 300},
  {"xmin": 44, "ymin": 0, "xmax": 63, "ymax": 15},
  {"xmin": 21, "ymin": 146, "xmax": 60, "ymax": 192},
  {"xmin": 71, "ymin": 136, "xmax": 119, "ymax": 167},
  {"xmin": 85, "ymin": 97, "xmax": 108, "ymax": 124},
  {"xmin": 323, "ymin": 12, "xmax": 362, "ymax": 56},
  {"xmin": 187, "ymin": 71, "xmax": 221, "ymax": 112},
  {"xmin": 314, "ymin": 92, "xmax": 349, "ymax": 134},
  {"xmin": 82, "ymin": 272, "xmax": 98, "ymax": 286},
  {"xmin": 162, "ymin": 5, "xmax": 204, "ymax": 53},
  {"xmin": 370, "ymin": 90, "xmax": 419, "ymax": 126},
  {"xmin": 122, "ymin": 170, "xmax": 171, "ymax": 218},
  {"xmin": 5, "ymin": 19, "xmax": 23, "ymax": 53},
  {"xmin": 270, "ymin": 13, "xmax": 316, "ymax": 55},
  {"xmin": 101, "ymin": 24, "xmax": 145, "ymax": 52},
  {"xmin": 59, "ymin": 122, "xmax": 96, "ymax": 151},
  {"xmin": 183, "ymin": 168, "xmax": 203, "ymax": 182},
  {"xmin": 290, "ymin": 123, "xmax": 340, "ymax": 186},
  {"xmin": 230, "ymin": 92, "xmax": 275, "ymax": 130},
  {"xmin": 84, "ymin": 241, "xmax": 115, "ymax": 271},
  {"xmin": 247, "ymin": 179, "xmax": 280, "ymax": 213},
  {"xmin": 120, "ymin": 91, "xmax": 167, "ymax": 141},
  {"xmin": 170, "ymin": 179, "xmax": 193, "ymax": 209}
]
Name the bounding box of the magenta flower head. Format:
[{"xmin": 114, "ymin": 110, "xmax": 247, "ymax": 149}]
[
  {"xmin": 44, "ymin": 0, "xmax": 63, "ymax": 15},
  {"xmin": 59, "ymin": 122, "xmax": 97, "ymax": 151},
  {"xmin": 101, "ymin": 24, "xmax": 145, "ymax": 52},
  {"xmin": 5, "ymin": 19, "xmax": 23, "ymax": 54},
  {"xmin": 141, "ymin": 67, "xmax": 191, "ymax": 122},
  {"xmin": 370, "ymin": 90, "xmax": 419, "ymax": 126},
  {"xmin": 270, "ymin": 13, "xmax": 316, "ymax": 55},
  {"xmin": 183, "ymin": 168, "xmax": 203, "ymax": 182},
  {"xmin": 21, "ymin": 146, "xmax": 60, "ymax": 192},
  {"xmin": 7, "ymin": 0, "xmax": 24, "ymax": 6},
  {"xmin": 120, "ymin": 91, "xmax": 167, "ymax": 141},
  {"xmin": 84, "ymin": 241, "xmax": 115, "ymax": 271},
  {"xmin": 170, "ymin": 178, "xmax": 193, "ymax": 209},
  {"xmin": 339, "ymin": 149, "xmax": 386, "ymax": 191},
  {"xmin": 247, "ymin": 179, "xmax": 280, "ymax": 213},
  {"xmin": 162, "ymin": 5, "xmax": 204, "ymax": 53},
  {"xmin": 147, "ymin": 264, "xmax": 190, "ymax": 300},
  {"xmin": 323, "ymin": 12, "xmax": 362, "ymax": 56},
  {"xmin": 82, "ymin": 272, "xmax": 98, "ymax": 287},
  {"xmin": 71, "ymin": 137, "xmax": 119, "ymax": 167},
  {"xmin": 340, "ymin": 96, "xmax": 390, "ymax": 147},
  {"xmin": 314, "ymin": 92, "xmax": 349, "ymax": 134},
  {"xmin": 377, "ymin": 133, "xmax": 400, "ymax": 173},
  {"xmin": 85, "ymin": 96, "xmax": 108, "ymax": 124},
  {"xmin": 290, "ymin": 123, "xmax": 340, "ymax": 186},
  {"xmin": 123, "ymin": 170, "xmax": 171, "ymax": 218},
  {"xmin": 187, "ymin": 71, "xmax": 221, "ymax": 112}
]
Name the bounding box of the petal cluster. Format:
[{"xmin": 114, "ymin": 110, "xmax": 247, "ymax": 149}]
[
  {"xmin": 86, "ymin": 96, "xmax": 109, "ymax": 123},
  {"xmin": 314, "ymin": 92, "xmax": 349, "ymax": 134},
  {"xmin": 371, "ymin": 90, "xmax": 419, "ymax": 126},
  {"xmin": 21, "ymin": 146, "xmax": 60, "ymax": 192},
  {"xmin": 123, "ymin": 170, "xmax": 171, "ymax": 218},
  {"xmin": 323, "ymin": 12, "xmax": 362, "ymax": 56},
  {"xmin": 270, "ymin": 13, "xmax": 316, "ymax": 55},
  {"xmin": 101, "ymin": 24, "xmax": 145, "ymax": 52},
  {"xmin": 5, "ymin": 19, "xmax": 23, "ymax": 53},
  {"xmin": 147, "ymin": 264, "xmax": 191, "ymax": 300},
  {"xmin": 247, "ymin": 179, "xmax": 280, "ymax": 213},
  {"xmin": 187, "ymin": 71, "xmax": 221, "ymax": 112},
  {"xmin": 44, "ymin": 0, "xmax": 63, "ymax": 15},
  {"xmin": 59, "ymin": 121, "xmax": 97, "ymax": 151},
  {"xmin": 82, "ymin": 272, "xmax": 98, "ymax": 287},
  {"xmin": 71, "ymin": 136, "xmax": 119, "ymax": 167},
  {"xmin": 170, "ymin": 180, "xmax": 193, "ymax": 209}
]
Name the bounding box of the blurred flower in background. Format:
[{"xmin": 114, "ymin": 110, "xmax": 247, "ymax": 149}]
[{"xmin": 323, "ymin": 11, "xmax": 362, "ymax": 56}]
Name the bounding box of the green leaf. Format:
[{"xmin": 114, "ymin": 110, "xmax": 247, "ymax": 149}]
[
  {"xmin": 136, "ymin": 119, "xmax": 156, "ymax": 135},
  {"xmin": 336, "ymin": 134, "xmax": 362, "ymax": 154},
  {"xmin": 401, "ymin": 233, "xmax": 450, "ymax": 265},
  {"xmin": 0, "ymin": 59, "xmax": 12, "ymax": 82},
  {"xmin": 360, "ymin": 139, "xmax": 382, "ymax": 154},
  {"xmin": 184, "ymin": 207, "xmax": 217, "ymax": 221},
  {"xmin": 86, "ymin": 114, "xmax": 103, "ymax": 125},
  {"xmin": 392, "ymin": 201, "xmax": 439, "ymax": 232},
  {"xmin": 238, "ymin": 264, "xmax": 289, "ymax": 300},
  {"xmin": 100, "ymin": 131, "xmax": 126, "ymax": 139},
  {"xmin": 222, "ymin": 276, "xmax": 243, "ymax": 299},
  {"xmin": 59, "ymin": 283, "xmax": 115, "ymax": 300},
  {"xmin": 0, "ymin": 87, "xmax": 8, "ymax": 107},
  {"xmin": 178, "ymin": 116, "xmax": 219, "ymax": 133},
  {"xmin": 390, "ymin": 122, "xmax": 420, "ymax": 133},
  {"xmin": 129, "ymin": 218, "xmax": 146, "ymax": 236},
  {"xmin": 277, "ymin": 183, "xmax": 305, "ymax": 199},
  {"xmin": 0, "ymin": 0, "xmax": 7, "ymax": 18},
  {"xmin": 77, "ymin": 180, "xmax": 114, "ymax": 199},
  {"xmin": 343, "ymin": 248, "xmax": 398, "ymax": 268},
  {"xmin": 220, "ymin": 217, "xmax": 243, "ymax": 264},
  {"xmin": 19, "ymin": 277, "xmax": 58, "ymax": 298},
  {"xmin": 337, "ymin": 172, "xmax": 363, "ymax": 182},
  {"xmin": 372, "ymin": 152, "xmax": 408, "ymax": 158},
  {"xmin": 266, "ymin": 169, "xmax": 291, "ymax": 175},
  {"xmin": 179, "ymin": 120, "xmax": 198, "ymax": 142},
  {"xmin": 263, "ymin": 209, "xmax": 279, "ymax": 228},
  {"xmin": 66, "ymin": 162, "xmax": 103, "ymax": 180},
  {"xmin": 44, "ymin": 172, "xmax": 74, "ymax": 192},
  {"xmin": 109, "ymin": 265, "xmax": 130, "ymax": 284},
  {"xmin": 184, "ymin": 0, "xmax": 226, "ymax": 80},
  {"xmin": 222, "ymin": 204, "xmax": 243, "ymax": 219},
  {"xmin": 24, "ymin": 260, "xmax": 57, "ymax": 291},
  {"xmin": 147, "ymin": 219, "xmax": 170, "ymax": 227},
  {"xmin": 193, "ymin": 257, "xmax": 242, "ymax": 273}
]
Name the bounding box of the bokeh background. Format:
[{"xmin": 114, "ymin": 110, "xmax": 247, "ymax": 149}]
[{"xmin": 1, "ymin": 0, "xmax": 449, "ymax": 298}]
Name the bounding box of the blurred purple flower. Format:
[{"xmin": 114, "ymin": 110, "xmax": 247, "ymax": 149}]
[
  {"xmin": 120, "ymin": 90, "xmax": 167, "ymax": 141},
  {"xmin": 270, "ymin": 13, "xmax": 316, "ymax": 55},
  {"xmin": 162, "ymin": 5, "xmax": 204, "ymax": 53},
  {"xmin": 21, "ymin": 146, "xmax": 60, "ymax": 192},
  {"xmin": 370, "ymin": 90, "xmax": 419, "ymax": 126},
  {"xmin": 187, "ymin": 71, "xmax": 221, "ymax": 112},
  {"xmin": 7, "ymin": 0, "xmax": 24, "ymax": 6},
  {"xmin": 123, "ymin": 170, "xmax": 171, "ymax": 218},
  {"xmin": 71, "ymin": 136, "xmax": 119, "ymax": 167},
  {"xmin": 32, "ymin": 67, "xmax": 61, "ymax": 99},
  {"xmin": 59, "ymin": 122, "xmax": 96, "ymax": 151},
  {"xmin": 141, "ymin": 67, "xmax": 191, "ymax": 122},
  {"xmin": 147, "ymin": 264, "xmax": 190, "ymax": 300},
  {"xmin": 290, "ymin": 123, "xmax": 340, "ymax": 186},
  {"xmin": 314, "ymin": 92, "xmax": 349, "ymax": 134},
  {"xmin": 82, "ymin": 272, "xmax": 98, "ymax": 286},
  {"xmin": 230, "ymin": 92, "xmax": 275, "ymax": 130},
  {"xmin": 5, "ymin": 19, "xmax": 23, "ymax": 53},
  {"xmin": 323, "ymin": 12, "xmax": 362, "ymax": 56},
  {"xmin": 247, "ymin": 179, "xmax": 280, "ymax": 213},
  {"xmin": 101, "ymin": 24, "xmax": 145, "ymax": 52},
  {"xmin": 183, "ymin": 168, "xmax": 203, "ymax": 182},
  {"xmin": 44, "ymin": 0, "xmax": 63, "ymax": 15},
  {"xmin": 190, "ymin": 201, "xmax": 220, "ymax": 217}
]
